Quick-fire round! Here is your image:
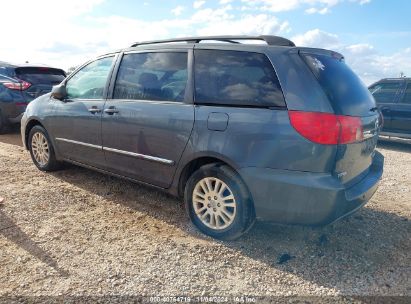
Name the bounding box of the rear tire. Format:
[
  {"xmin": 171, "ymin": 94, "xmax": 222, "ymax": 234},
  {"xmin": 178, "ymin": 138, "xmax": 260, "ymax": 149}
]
[
  {"xmin": 28, "ymin": 125, "xmax": 61, "ymax": 171},
  {"xmin": 185, "ymin": 163, "xmax": 255, "ymax": 240}
]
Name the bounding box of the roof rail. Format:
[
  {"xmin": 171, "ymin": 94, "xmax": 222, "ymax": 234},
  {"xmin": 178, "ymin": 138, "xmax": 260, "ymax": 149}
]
[{"xmin": 130, "ymin": 35, "xmax": 295, "ymax": 47}]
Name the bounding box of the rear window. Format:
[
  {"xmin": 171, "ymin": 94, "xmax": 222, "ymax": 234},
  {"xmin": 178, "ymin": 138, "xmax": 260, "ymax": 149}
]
[
  {"xmin": 15, "ymin": 67, "xmax": 66, "ymax": 85},
  {"xmin": 301, "ymin": 53, "xmax": 376, "ymax": 116},
  {"xmin": 194, "ymin": 50, "xmax": 286, "ymax": 108}
]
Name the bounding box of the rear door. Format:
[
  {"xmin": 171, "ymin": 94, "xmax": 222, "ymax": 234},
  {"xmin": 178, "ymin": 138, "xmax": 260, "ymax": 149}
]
[
  {"xmin": 101, "ymin": 50, "xmax": 194, "ymax": 188},
  {"xmin": 301, "ymin": 52, "xmax": 381, "ymax": 184},
  {"xmin": 389, "ymin": 81, "xmax": 411, "ymax": 135},
  {"xmin": 368, "ymin": 80, "xmax": 404, "ymax": 131}
]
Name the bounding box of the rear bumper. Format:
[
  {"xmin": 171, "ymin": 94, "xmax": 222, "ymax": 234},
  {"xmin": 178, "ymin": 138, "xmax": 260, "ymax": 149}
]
[
  {"xmin": 8, "ymin": 112, "xmax": 24, "ymax": 123},
  {"xmin": 0, "ymin": 101, "xmax": 26, "ymax": 124},
  {"xmin": 239, "ymin": 151, "xmax": 384, "ymax": 226},
  {"xmin": 20, "ymin": 113, "xmax": 28, "ymax": 149},
  {"xmin": 380, "ymin": 131, "xmax": 411, "ymax": 140}
]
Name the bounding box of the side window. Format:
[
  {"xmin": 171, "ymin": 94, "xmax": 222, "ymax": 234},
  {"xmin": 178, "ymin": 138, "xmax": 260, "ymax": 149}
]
[
  {"xmin": 66, "ymin": 56, "xmax": 114, "ymax": 99},
  {"xmin": 113, "ymin": 52, "xmax": 188, "ymax": 102},
  {"xmin": 400, "ymin": 83, "xmax": 411, "ymax": 104},
  {"xmin": 194, "ymin": 50, "xmax": 285, "ymax": 107},
  {"xmin": 369, "ymin": 81, "xmax": 401, "ymax": 104}
]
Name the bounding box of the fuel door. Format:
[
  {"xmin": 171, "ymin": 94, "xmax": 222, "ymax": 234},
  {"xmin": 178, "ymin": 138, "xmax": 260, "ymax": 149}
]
[{"xmin": 207, "ymin": 112, "xmax": 229, "ymax": 131}]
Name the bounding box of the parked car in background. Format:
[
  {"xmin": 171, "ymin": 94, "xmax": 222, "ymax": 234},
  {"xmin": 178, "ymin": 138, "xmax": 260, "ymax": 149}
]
[
  {"xmin": 0, "ymin": 61, "xmax": 66, "ymax": 133},
  {"xmin": 369, "ymin": 78, "xmax": 411, "ymax": 139},
  {"xmin": 21, "ymin": 35, "xmax": 384, "ymax": 240}
]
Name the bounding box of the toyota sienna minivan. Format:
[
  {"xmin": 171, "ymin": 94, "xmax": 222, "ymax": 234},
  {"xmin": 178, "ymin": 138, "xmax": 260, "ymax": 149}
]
[{"xmin": 21, "ymin": 35, "xmax": 384, "ymax": 240}]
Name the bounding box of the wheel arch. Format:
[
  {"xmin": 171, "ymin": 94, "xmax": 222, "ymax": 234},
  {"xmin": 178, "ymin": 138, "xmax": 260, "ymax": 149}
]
[
  {"xmin": 24, "ymin": 119, "xmax": 45, "ymax": 150},
  {"xmin": 180, "ymin": 155, "xmax": 257, "ymax": 239},
  {"xmin": 176, "ymin": 153, "xmax": 251, "ymax": 202}
]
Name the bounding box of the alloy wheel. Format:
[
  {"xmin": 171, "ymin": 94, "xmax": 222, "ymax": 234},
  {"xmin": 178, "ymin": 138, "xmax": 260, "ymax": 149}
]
[
  {"xmin": 31, "ymin": 132, "xmax": 50, "ymax": 166},
  {"xmin": 192, "ymin": 177, "xmax": 237, "ymax": 230}
]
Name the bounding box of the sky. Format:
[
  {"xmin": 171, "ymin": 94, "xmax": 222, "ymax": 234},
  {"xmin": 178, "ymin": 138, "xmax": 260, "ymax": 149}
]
[{"xmin": 0, "ymin": 0, "xmax": 410, "ymax": 85}]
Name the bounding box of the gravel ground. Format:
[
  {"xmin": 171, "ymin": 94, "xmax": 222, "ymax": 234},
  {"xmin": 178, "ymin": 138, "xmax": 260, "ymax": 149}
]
[{"xmin": 0, "ymin": 130, "xmax": 410, "ymax": 299}]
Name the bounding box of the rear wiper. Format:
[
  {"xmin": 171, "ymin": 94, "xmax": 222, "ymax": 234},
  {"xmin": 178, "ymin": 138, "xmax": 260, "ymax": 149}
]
[{"xmin": 370, "ymin": 107, "xmax": 378, "ymax": 112}]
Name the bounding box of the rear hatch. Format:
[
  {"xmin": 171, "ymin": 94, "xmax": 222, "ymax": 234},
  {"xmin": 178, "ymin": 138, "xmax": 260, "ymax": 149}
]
[
  {"xmin": 300, "ymin": 51, "xmax": 381, "ymax": 185},
  {"xmin": 15, "ymin": 67, "xmax": 66, "ymax": 101}
]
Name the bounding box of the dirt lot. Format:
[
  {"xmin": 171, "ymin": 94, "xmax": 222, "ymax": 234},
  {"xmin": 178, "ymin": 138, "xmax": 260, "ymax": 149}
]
[{"xmin": 0, "ymin": 129, "xmax": 410, "ymax": 299}]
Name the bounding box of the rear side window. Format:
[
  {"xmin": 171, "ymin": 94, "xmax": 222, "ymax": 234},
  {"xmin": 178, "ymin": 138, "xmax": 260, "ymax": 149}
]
[
  {"xmin": 194, "ymin": 50, "xmax": 285, "ymax": 107},
  {"xmin": 15, "ymin": 67, "xmax": 66, "ymax": 85},
  {"xmin": 400, "ymin": 83, "xmax": 411, "ymax": 104},
  {"xmin": 369, "ymin": 81, "xmax": 402, "ymax": 104},
  {"xmin": 113, "ymin": 52, "xmax": 188, "ymax": 102},
  {"xmin": 302, "ymin": 53, "xmax": 376, "ymax": 116}
]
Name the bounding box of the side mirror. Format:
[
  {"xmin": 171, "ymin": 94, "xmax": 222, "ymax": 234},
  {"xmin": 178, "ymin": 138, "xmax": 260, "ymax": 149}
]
[{"xmin": 51, "ymin": 84, "xmax": 67, "ymax": 100}]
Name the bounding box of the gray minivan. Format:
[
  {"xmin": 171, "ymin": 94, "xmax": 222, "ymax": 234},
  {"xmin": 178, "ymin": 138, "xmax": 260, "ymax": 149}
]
[{"xmin": 21, "ymin": 35, "xmax": 384, "ymax": 240}]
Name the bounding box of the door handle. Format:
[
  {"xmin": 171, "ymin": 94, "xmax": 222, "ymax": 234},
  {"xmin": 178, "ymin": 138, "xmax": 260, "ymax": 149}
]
[
  {"xmin": 104, "ymin": 106, "xmax": 119, "ymax": 115},
  {"xmin": 88, "ymin": 106, "xmax": 101, "ymax": 114}
]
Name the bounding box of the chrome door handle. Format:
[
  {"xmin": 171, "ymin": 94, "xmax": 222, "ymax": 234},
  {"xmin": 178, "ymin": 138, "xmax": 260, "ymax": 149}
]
[
  {"xmin": 104, "ymin": 107, "xmax": 119, "ymax": 115},
  {"xmin": 88, "ymin": 107, "xmax": 101, "ymax": 114}
]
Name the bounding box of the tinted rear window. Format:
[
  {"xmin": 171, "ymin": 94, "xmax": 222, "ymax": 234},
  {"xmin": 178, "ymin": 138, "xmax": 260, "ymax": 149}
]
[
  {"xmin": 15, "ymin": 67, "xmax": 66, "ymax": 85},
  {"xmin": 194, "ymin": 50, "xmax": 286, "ymax": 108},
  {"xmin": 301, "ymin": 53, "xmax": 375, "ymax": 116}
]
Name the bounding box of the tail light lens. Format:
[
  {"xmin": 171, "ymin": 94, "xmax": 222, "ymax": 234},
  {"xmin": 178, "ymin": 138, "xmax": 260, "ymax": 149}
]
[
  {"xmin": 289, "ymin": 111, "xmax": 363, "ymax": 145},
  {"xmin": 2, "ymin": 81, "xmax": 31, "ymax": 91},
  {"xmin": 338, "ymin": 115, "xmax": 363, "ymax": 144}
]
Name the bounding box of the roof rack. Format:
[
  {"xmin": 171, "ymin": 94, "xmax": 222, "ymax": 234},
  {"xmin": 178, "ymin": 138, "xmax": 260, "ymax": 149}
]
[{"xmin": 130, "ymin": 35, "xmax": 295, "ymax": 47}]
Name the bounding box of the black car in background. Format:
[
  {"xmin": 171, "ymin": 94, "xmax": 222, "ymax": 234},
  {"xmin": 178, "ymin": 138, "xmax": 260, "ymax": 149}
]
[
  {"xmin": 0, "ymin": 61, "xmax": 66, "ymax": 133},
  {"xmin": 369, "ymin": 78, "xmax": 411, "ymax": 139}
]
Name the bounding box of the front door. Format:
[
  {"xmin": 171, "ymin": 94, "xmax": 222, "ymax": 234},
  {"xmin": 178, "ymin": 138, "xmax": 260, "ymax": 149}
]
[
  {"xmin": 101, "ymin": 51, "xmax": 194, "ymax": 188},
  {"xmin": 51, "ymin": 55, "xmax": 116, "ymax": 168}
]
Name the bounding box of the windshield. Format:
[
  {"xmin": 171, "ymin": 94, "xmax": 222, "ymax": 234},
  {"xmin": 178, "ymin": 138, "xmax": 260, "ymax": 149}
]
[{"xmin": 301, "ymin": 52, "xmax": 376, "ymax": 116}]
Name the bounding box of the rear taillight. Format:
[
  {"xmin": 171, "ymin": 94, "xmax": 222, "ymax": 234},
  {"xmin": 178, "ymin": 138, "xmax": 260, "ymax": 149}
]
[
  {"xmin": 2, "ymin": 81, "xmax": 31, "ymax": 91},
  {"xmin": 338, "ymin": 115, "xmax": 363, "ymax": 144},
  {"xmin": 289, "ymin": 111, "xmax": 363, "ymax": 145}
]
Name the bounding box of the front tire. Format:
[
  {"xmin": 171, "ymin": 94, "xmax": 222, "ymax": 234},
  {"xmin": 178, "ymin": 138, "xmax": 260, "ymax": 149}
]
[
  {"xmin": 28, "ymin": 125, "xmax": 61, "ymax": 171},
  {"xmin": 185, "ymin": 163, "xmax": 255, "ymax": 240}
]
